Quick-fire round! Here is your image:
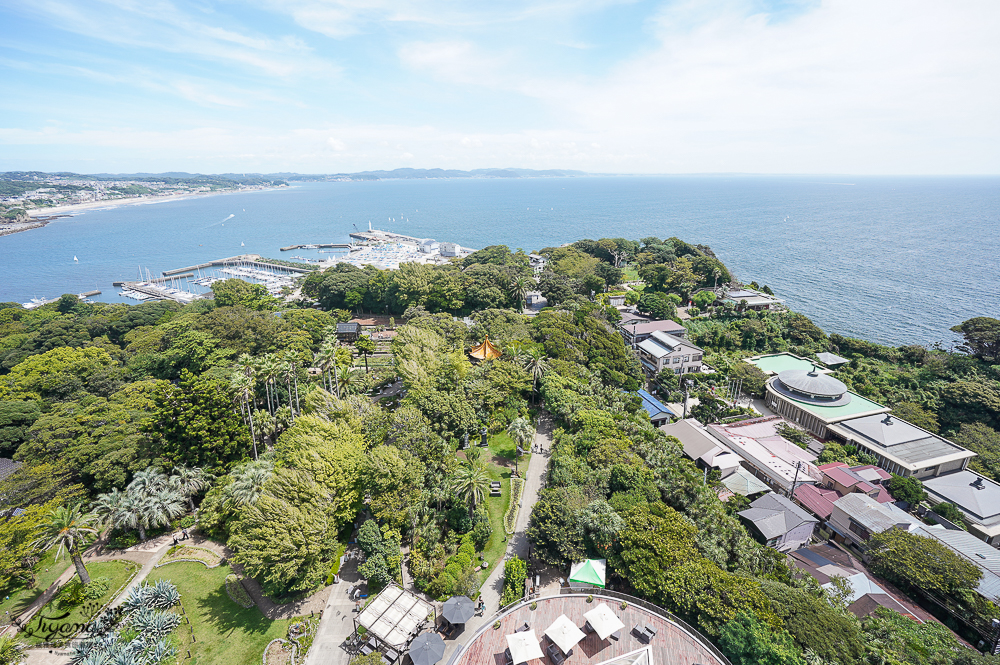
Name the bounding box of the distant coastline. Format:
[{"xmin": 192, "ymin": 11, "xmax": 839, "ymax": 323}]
[{"xmin": 0, "ymin": 186, "xmax": 284, "ymax": 239}]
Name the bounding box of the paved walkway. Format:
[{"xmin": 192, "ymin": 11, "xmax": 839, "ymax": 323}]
[{"xmin": 440, "ymin": 412, "xmax": 554, "ymax": 664}]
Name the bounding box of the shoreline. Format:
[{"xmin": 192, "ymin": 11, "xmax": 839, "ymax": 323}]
[{"xmin": 25, "ymin": 186, "xmax": 282, "ymax": 219}]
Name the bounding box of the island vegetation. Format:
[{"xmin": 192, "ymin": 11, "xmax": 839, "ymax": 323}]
[{"xmin": 0, "ymin": 236, "xmax": 998, "ymax": 665}]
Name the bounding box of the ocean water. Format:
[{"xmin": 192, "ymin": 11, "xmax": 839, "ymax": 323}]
[{"xmin": 1, "ymin": 175, "xmax": 997, "ymax": 347}]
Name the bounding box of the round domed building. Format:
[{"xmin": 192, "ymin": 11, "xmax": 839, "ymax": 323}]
[{"xmin": 764, "ymin": 365, "xmax": 887, "ymax": 439}]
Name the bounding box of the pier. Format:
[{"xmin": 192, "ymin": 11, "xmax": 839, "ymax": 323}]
[
  {"xmin": 162, "ymin": 254, "xmax": 312, "ymax": 275},
  {"xmin": 21, "ymin": 290, "xmax": 102, "ymax": 309},
  {"xmin": 279, "ymin": 243, "xmax": 353, "ymax": 251}
]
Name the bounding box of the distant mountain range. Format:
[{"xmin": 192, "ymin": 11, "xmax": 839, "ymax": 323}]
[{"xmin": 1, "ymin": 168, "xmax": 588, "ymax": 183}]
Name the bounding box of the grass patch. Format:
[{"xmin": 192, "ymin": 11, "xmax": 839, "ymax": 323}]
[
  {"xmin": 488, "ymin": 432, "xmax": 516, "ymax": 460},
  {"xmin": 20, "ymin": 560, "xmax": 138, "ymax": 645},
  {"xmin": 160, "ymin": 545, "xmax": 222, "ymax": 568},
  {"xmin": 148, "ymin": 561, "xmax": 294, "ymax": 665},
  {"xmin": 623, "ymin": 267, "xmax": 640, "ymax": 282},
  {"xmin": 479, "ymin": 463, "xmax": 512, "ymax": 585},
  {"xmin": 0, "ymin": 549, "xmax": 73, "ymax": 625}
]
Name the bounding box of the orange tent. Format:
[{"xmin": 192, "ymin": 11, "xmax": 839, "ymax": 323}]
[{"xmin": 469, "ymin": 335, "xmax": 501, "ymax": 361}]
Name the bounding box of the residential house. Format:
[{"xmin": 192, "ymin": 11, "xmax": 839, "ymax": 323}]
[
  {"xmin": 636, "ymin": 331, "xmax": 703, "ymax": 377},
  {"xmin": 619, "ymin": 319, "xmax": 687, "ymax": 348},
  {"xmin": 787, "ymin": 544, "xmax": 924, "ymax": 621},
  {"xmin": 922, "ymin": 470, "xmax": 1000, "ymax": 545},
  {"xmin": 827, "ymin": 493, "xmax": 920, "ymax": 550},
  {"xmin": 528, "ymin": 253, "xmax": 548, "ymax": 274},
  {"xmin": 738, "ymin": 492, "xmax": 818, "ymax": 552},
  {"xmin": 662, "ymin": 418, "xmax": 742, "ymax": 478},
  {"xmin": 636, "ymin": 389, "xmax": 675, "ymax": 427},
  {"xmin": 0, "ymin": 458, "xmax": 21, "ymax": 482},
  {"xmin": 793, "ymin": 462, "xmax": 894, "ymax": 521}
]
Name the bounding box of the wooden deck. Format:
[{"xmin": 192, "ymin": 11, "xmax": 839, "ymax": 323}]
[{"xmin": 452, "ymin": 595, "xmax": 723, "ymax": 665}]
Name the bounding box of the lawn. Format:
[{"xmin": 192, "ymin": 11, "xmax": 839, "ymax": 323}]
[
  {"xmin": 623, "ymin": 267, "xmax": 640, "ymax": 282},
  {"xmin": 148, "ymin": 562, "xmax": 295, "ymax": 665},
  {"xmin": 489, "ymin": 433, "xmax": 532, "ymax": 471},
  {"xmin": 0, "ymin": 549, "xmax": 72, "ymax": 626},
  {"xmin": 20, "ymin": 559, "xmax": 138, "ymax": 645},
  {"xmin": 478, "ymin": 463, "xmax": 512, "ymax": 588}
]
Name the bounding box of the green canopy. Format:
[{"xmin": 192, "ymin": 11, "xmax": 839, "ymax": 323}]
[{"xmin": 569, "ymin": 559, "xmax": 606, "ymax": 588}]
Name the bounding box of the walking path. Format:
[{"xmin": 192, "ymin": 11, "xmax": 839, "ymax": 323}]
[{"xmin": 304, "ymin": 413, "xmax": 555, "ymax": 665}]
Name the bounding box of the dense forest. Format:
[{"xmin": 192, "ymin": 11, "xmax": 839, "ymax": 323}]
[{"xmin": 1, "ymin": 236, "xmax": 999, "ymax": 665}]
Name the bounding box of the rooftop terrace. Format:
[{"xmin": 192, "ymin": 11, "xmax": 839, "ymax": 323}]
[
  {"xmin": 450, "ymin": 592, "xmax": 727, "ymax": 665},
  {"xmin": 745, "ymin": 352, "xmax": 830, "ymax": 376}
]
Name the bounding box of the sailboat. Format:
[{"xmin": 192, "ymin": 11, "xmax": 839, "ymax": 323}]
[
  {"xmin": 241, "ymin": 242, "xmax": 245, "ymax": 247},
  {"xmin": 73, "ymin": 256, "xmax": 78, "ymax": 262}
]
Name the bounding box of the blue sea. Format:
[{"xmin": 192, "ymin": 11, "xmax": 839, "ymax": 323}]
[{"xmin": 1, "ymin": 175, "xmax": 998, "ymax": 347}]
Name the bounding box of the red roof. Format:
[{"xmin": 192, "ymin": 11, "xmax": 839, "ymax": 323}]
[
  {"xmin": 873, "ymin": 486, "xmax": 894, "ymax": 503},
  {"xmin": 824, "ymin": 466, "xmax": 864, "ymax": 488},
  {"xmin": 817, "ymin": 462, "xmax": 849, "ymax": 471},
  {"xmin": 793, "ymin": 484, "xmax": 841, "ymax": 520}
]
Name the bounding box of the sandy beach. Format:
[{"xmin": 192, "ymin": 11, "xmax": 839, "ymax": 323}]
[{"xmin": 25, "ymin": 187, "xmax": 280, "ymax": 219}]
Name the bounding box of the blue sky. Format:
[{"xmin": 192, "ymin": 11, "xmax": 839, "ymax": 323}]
[{"xmin": 1, "ymin": 0, "xmax": 998, "ymax": 173}]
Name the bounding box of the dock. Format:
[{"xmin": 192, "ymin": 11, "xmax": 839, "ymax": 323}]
[
  {"xmin": 22, "ymin": 290, "xmax": 103, "ymax": 309},
  {"xmin": 162, "ymin": 254, "xmax": 313, "ymax": 276},
  {"xmin": 280, "ymin": 243, "xmax": 353, "ymax": 251}
]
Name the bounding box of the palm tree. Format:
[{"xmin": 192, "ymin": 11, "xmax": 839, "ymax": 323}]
[
  {"xmin": 35, "ymin": 504, "xmax": 97, "ymax": 585},
  {"xmin": 281, "ymin": 351, "xmax": 300, "ymax": 420},
  {"xmin": 127, "ymin": 467, "xmax": 167, "ymax": 495},
  {"xmin": 519, "ymin": 347, "xmax": 549, "ymax": 403},
  {"xmin": 141, "ymin": 488, "xmax": 185, "ymax": 534},
  {"xmin": 508, "ymin": 276, "xmax": 530, "ymax": 312},
  {"xmin": 91, "ymin": 488, "xmax": 127, "ymax": 529},
  {"xmin": 450, "ymin": 462, "xmax": 491, "ymax": 518},
  {"xmin": 224, "ymin": 462, "xmax": 273, "ymax": 509},
  {"xmin": 507, "ymin": 417, "xmax": 534, "ymax": 477},
  {"xmin": 230, "ymin": 372, "xmax": 259, "ymax": 459},
  {"xmin": 260, "ymin": 354, "xmax": 282, "ymax": 415},
  {"xmin": 315, "ymin": 341, "xmax": 337, "ymax": 395},
  {"xmin": 335, "ymin": 368, "xmax": 365, "ymax": 396},
  {"xmin": 169, "ymin": 466, "xmax": 211, "ymax": 512},
  {"xmin": 355, "ymin": 336, "xmax": 376, "ymax": 374},
  {"xmin": 0, "ymin": 635, "xmax": 26, "ymax": 665}
]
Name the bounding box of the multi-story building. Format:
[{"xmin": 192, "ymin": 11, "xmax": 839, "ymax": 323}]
[{"xmin": 635, "ymin": 331, "xmax": 703, "ymax": 376}]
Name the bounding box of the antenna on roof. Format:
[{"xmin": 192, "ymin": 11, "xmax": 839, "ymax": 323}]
[
  {"xmin": 881, "ymin": 415, "xmax": 893, "ymax": 425},
  {"xmin": 972, "ymin": 477, "xmax": 985, "ymax": 489}
]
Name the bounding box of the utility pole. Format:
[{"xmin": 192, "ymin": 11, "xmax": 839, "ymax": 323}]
[
  {"xmin": 682, "ymin": 379, "xmax": 691, "ymax": 419},
  {"xmin": 788, "ymin": 461, "xmax": 802, "ymax": 498}
]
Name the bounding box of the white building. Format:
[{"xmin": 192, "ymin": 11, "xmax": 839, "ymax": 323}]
[{"xmin": 636, "ymin": 331, "xmax": 703, "ymax": 376}]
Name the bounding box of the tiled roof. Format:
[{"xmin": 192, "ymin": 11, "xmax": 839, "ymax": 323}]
[
  {"xmin": 794, "ymin": 484, "xmax": 840, "ymax": 520},
  {"xmin": 637, "ymin": 390, "xmax": 674, "ymax": 419},
  {"xmin": 0, "ymin": 458, "xmax": 21, "ymax": 482}
]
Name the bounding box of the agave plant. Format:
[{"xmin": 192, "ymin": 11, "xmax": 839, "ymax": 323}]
[
  {"xmin": 144, "ymin": 639, "xmax": 177, "ymax": 665},
  {"xmin": 146, "ymin": 580, "xmax": 180, "ymax": 609},
  {"xmin": 120, "ymin": 585, "xmax": 152, "ymax": 614},
  {"xmin": 128, "ymin": 609, "xmax": 179, "ymax": 641}
]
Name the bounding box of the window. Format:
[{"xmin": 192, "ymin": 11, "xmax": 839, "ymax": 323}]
[
  {"xmin": 848, "ymin": 519, "xmax": 870, "ymax": 541},
  {"xmin": 683, "ymin": 355, "xmax": 690, "ymax": 362},
  {"xmin": 674, "ymin": 368, "xmax": 682, "ymax": 375},
  {"xmin": 693, "ymin": 354, "xmax": 702, "ymax": 361},
  {"xmin": 687, "ymin": 367, "xmax": 698, "ymax": 373},
  {"xmin": 673, "ymin": 357, "xmax": 681, "ymax": 364}
]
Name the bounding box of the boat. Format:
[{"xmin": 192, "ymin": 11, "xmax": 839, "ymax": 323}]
[
  {"xmin": 241, "ymin": 242, "xmax": 245, "ymax": 246},
  {"xmin": 73, "ymin": 256, "xmax": 78, "ymax": 262}
]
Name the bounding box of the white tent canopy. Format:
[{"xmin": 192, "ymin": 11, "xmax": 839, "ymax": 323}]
[
  {"xmin": 356, "ymin": 584, "xmax": 434, "ymax": 649},
  {"xmin": 506, "ymin": 630, "xmax": 544, "ymax": 664},
  {"xmin": 545, "ymin": 614, "xmax": 586, "ymax": 654},
  {"xmin": 583, "ymin": 603, "xmax": 626, "ymax": 640}
]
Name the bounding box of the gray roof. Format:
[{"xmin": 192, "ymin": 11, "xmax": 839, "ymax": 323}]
[
  {"xmin": 833, "ymin": 493, "xmax": 919, "ymax": 534},
  {"xmin": 336, "ymin": 322, "xmax": 360, "ymax": 333},
  {"xmin": 777, "ymin": 369, "xmax": 848, "ymax": 399},
  {"xmin": 662, "ymin": 419, "xmax": 738, "ymax": 468},
  {"xmin": 915, "ymin": 526, "xmax": 1000, "ymax": 602},
  {"xmin": 722, "ymin": 467, "xmax": 772, "ymax": 496},
  {"xmin": 739, "ymin": 492, "xmax": 817, "ymax": 539},
  {"xmin": 832, "ymin": 414, "xmax": 975, "ymax": 467},
  {"xmin": 0, "ymin": 458, "xmax": 21, "ymax": 482},
  {"xmin": 619, "ymin": 319, "xmax": 686, "ymax": 336},
  {"xmin": 637, "ymin": 338, "xmax": 669, "ymax": 359},
  {"xmin": 923, "ymin": 471, "xmax": 1000, "ymax": 525},
  {"xmin": 816, "ymin": 352, "xmax": 850, "ymax": 366}
]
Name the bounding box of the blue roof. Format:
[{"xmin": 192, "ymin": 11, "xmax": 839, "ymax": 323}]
[{"xmin": 637, "ymin": 389, "xmax": 675, "ymax": 419}]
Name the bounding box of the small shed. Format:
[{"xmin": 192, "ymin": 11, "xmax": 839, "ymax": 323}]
[
  {"xmin": 636, "ymin": 390, "xmax": 675, "ymax": 427},
  {"xmin": 569, "ymin": 559, "xmax": 606, "ymax": 588},
  {"xmin": 816, "ymin": 351, "xmax": 850, "ymax": 368}
]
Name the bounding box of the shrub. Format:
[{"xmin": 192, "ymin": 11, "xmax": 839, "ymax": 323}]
[
  {"xmin": 471, "ymin": 517, "xmax": 492, "ymax": 551},
  {"xmin": 107, "ymin": 530, "xmax": 140, "ymax": 549},
  {"xmin": 505, "ymin": 478, "xmax": 524, "ymax": 534},
  {"xmin": 58, "ymin": 577, "xmax": 111, "ymax": 607},
  {"xmin": 500, "ymin": 557, "xmax": 527, "ymax": 606},
  {"xmin": 225, "ymin": 574, "xmax": 254, "ymax": 608},
  {"xmin": 177, "ymin": 515, "xmax": 196, "ymax": 529}
]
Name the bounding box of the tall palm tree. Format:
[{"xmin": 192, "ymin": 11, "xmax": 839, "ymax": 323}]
[
  {"xmin": 450, "ymin": 462, "xmax": 491, "ymax": 518},
  {"xmin": 281, "ymin": 351, "xmax": 300, "ymax": 420},
  {"xmin": 169, "ymin": 466, "xmax": 211, "ymax": 512},
  {"xmin": 35, "ymin": 504, "xmax": 97, "ymax": 585},
  {"xmin": 507, "ymin": 417, "xmax": 534, "ymax": 477},
  {"xmin": 141, "ymin": 488, "xmax": 185, "ymax": 535},
  {"xmin": 335, "ymin": 368, "xmax": 365, "ymax": 396},
  {"xmin": 260, "ymin": 354, "xmax": 282, "ymax": 415},
  {"xmin": 519, "ymin": 347, "xmax": 549, "ymax": 403},
  {"xmin": 230, "ymin": 372, "xmax": 259, "ymax": 459},
  {"xmin": 509, "ymin": 276, "xmax": 530, "ymax": 312},
  {"xmin": 315, "ymin": 342, "xmax": 337, "ymax": 395}
]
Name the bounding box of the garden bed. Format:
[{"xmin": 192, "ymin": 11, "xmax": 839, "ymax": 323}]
[
  {"xmin": 504, "ymin": 477, "xmax": 525, "ymax": 534},
  {"xmin": 226, "ymin": 574, "xmax": 255, "ymax": 608},
  {"xmin": 158, "ymin": 545, "xmax": 222, "ymax": 568},
  {"xmin": 20, "ymin": 559, "xmax": 139, "ymax": 645}
]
